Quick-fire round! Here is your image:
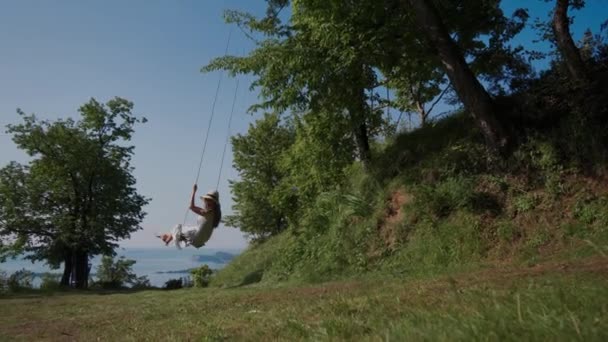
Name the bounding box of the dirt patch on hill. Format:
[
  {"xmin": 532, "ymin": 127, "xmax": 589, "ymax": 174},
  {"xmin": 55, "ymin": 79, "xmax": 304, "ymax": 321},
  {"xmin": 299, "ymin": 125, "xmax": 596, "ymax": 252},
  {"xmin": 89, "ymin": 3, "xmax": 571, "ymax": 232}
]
[{"xmin": 369, "ymin": 189, "xmax": 413, "ymax": 256}]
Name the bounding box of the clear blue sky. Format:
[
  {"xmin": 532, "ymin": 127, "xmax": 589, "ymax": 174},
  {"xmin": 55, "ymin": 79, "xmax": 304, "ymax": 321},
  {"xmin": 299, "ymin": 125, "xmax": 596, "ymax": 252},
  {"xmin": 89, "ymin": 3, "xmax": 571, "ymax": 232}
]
[{"xmin": 1, "ymin": 1, "xmax": 606, "ymax": 249}]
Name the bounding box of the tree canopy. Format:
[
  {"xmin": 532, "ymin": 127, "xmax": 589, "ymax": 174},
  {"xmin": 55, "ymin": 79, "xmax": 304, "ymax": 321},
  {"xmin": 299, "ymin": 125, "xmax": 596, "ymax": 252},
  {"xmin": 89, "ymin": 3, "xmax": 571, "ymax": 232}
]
[
  {"xmin": 0, "ymin": 98, "xmax": 148, "ymax": 288},
  {"xmin": 209, "ymin": 0, "xmax": 607, "ymax": 241}
]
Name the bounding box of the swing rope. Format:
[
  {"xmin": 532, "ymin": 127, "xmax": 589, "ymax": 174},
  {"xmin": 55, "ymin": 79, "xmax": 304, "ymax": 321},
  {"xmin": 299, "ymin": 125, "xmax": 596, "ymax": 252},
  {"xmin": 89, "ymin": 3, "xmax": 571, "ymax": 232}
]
[
  {"xmin": 215, "ymin": 79, "xmax": 239, "ymax": 190},
  {"xmin": 182, "ymin": 28, "xmax": 233, "ymax": 225},
  {"xmin": 193, "ymin": 27, "xmax": 233, "ymax": 186}
]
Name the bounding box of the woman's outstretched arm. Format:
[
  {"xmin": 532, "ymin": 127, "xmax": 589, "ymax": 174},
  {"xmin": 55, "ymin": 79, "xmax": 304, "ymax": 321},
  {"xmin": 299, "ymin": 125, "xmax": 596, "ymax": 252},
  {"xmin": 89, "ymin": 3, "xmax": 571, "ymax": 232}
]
[{"xmin": 189, "ymin": 184, "xmax": 206, "ymax": 216}]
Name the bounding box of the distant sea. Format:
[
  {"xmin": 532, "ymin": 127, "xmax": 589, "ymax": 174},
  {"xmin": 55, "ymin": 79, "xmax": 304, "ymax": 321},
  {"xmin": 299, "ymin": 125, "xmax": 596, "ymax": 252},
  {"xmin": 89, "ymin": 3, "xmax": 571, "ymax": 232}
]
[{"xmin": 0, "ymin": 247, "xmax": 243, "ymax": 288}]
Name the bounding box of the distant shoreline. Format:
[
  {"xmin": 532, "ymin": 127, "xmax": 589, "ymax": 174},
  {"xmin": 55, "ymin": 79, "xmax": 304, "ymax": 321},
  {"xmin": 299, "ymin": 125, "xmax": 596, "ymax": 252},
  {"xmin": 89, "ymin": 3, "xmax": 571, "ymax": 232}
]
[{"xmin": 1, "ymin": 248, "xmax": 242, "ymax": 287}]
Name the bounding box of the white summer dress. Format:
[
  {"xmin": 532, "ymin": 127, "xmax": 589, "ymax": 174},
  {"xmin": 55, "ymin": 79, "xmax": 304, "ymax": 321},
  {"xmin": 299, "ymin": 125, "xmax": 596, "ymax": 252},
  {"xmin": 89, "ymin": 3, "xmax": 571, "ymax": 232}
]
[{"xmin": 172, "ymin": 210, "xmax": 216, "ymax": 249}]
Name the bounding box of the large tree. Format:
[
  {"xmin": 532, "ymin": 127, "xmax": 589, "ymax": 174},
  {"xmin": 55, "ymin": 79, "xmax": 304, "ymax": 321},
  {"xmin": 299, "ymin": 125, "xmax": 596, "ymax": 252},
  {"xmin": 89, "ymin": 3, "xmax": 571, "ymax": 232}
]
[
  {"xmin": 209, "ymin": 0, "xmax": 531, "ymax": 153},
  {"xmin": 0, "ymin": 98, "xmax": 149, "ymax": 288},
  {"xmin": 551, "ymin": 0, "xmax": 589, "ymax": 83},
  {"xmin": 405, "ymin": 0, "xmax": 510, "ymax": 149},
  {"xmin": 376, "ymin": 0, "xmax": 529, "ymax": 128},
  {"xmin": 203, "ymin": 1, "xmax": 386, "ymax": 169}
]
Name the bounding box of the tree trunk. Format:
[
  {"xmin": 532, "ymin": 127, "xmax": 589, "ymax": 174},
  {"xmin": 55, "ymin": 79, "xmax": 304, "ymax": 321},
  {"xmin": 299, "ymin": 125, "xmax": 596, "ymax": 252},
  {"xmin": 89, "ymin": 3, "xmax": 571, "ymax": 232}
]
[
  {"xmin": 349, "ymin": 85, "xmax": 372, "ymax": 169},
  {"xmin": 355, "ymin": 121, "xmax": 371, "ymax": 167},
  {"xmin": 553, "ymin": 0, "xmax": 588, "ymax": 83},
  {"xmin": 60, "ymin": 248, "xmax": 73, "ymax": 287},
  {"xmin": 407, "ymin": 0, "xmax": 508, "ymax": 150},
  {"xmin": 414, "ymin": 99, "xmax": 428, "ymax": 126},
  {"xmin": 73, "ymin": 250, "xmax": 89, "ymax": 289}
]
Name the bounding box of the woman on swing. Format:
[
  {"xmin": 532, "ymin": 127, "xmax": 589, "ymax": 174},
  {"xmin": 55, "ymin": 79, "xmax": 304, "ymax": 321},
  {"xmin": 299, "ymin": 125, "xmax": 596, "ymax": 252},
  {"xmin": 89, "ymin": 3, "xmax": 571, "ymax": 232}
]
[{"xmin": 159, "ymin": 184, "xmax": 221, "ymax": 249}]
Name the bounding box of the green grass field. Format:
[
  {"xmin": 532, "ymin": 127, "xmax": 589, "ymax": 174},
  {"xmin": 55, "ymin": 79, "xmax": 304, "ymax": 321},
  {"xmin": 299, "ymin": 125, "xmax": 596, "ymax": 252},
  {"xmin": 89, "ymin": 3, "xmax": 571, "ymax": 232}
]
[{"xmin": 1, "ymin": 256, "xmax": 606, "ymax": 341}]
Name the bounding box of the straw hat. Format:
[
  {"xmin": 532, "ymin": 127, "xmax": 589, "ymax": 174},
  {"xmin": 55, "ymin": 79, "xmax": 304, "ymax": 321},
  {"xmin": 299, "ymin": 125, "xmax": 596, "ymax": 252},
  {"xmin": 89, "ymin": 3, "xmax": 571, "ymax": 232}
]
[{"xmin": 200, "ymin": 190, "xmax": 219, "ymax": 204}]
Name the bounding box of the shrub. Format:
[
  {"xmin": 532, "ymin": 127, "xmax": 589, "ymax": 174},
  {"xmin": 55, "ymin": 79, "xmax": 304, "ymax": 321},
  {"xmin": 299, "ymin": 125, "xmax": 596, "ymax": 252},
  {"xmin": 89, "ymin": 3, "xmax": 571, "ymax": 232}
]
[
  {"xmin": 497, "ymin": 221, "xmax": 519, "ymax": 242},
  {"xmin": 7, "ymin": 269, "xmax": 34, "ymax": 292},
  {"xmin": 386, "ymin": 212, "xmax": 485, "ymax": 272},
  {"xmin": 561, "ymin": 221, "xmax": 587, "ymax": 238},
  {"xmin": 413, "ymin": 177, "xmax": 476, "ymax": 218},
  {"xmin": 130, "ymin": 276, "xmax": 153, "ymax": 290},
  {"xmin": 513, "ymin": 194, "xmax": 537, "ymax": 213},
  {"xmin": 574, "ymin": 195, "xmax": 608, "ymax": 227},
  {"xmin": 190, "ymin": 265, "xmax": 213, "ymax": 288},
  {"xmin": 40, "ymin": 273, "xmax": 62, "ymax": 291},
  {"xmin": 163, "ymin": 278, "xmax": 183, "ymax": 290},
  {"xmin": 96, "ymin": 255, "xmax": 139, "ymax": 289}
]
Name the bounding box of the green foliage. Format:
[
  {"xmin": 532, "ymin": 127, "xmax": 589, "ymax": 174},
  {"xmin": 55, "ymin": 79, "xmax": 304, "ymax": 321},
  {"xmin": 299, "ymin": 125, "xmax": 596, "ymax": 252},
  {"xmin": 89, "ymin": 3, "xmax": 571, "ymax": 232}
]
[
  {"xmin": 526, "ymin": 228, "xmax": 552, "ymax": 250},
  {"xmin": 513, "ymin": 193, "xmax": 538, "ymax": 213},
  {"xmin": 206, "ymin": 0, "xmax": 530, "ymax": 137},
  {"xmin": 513, "ymin": 139, "xmax": 561, "ymax": 172},
  {"xmin": 497, "ymin": 221, "xmax": 519, "ymax": 242},
  {"xmin": 510, "ymin": 138, "xmax": 570, "ymax": 198},
  {"xmin": 163, "ymin": 278, "xmax": 183, "ymax": 290},
  {"xmin": 225, "ymin": 113, "xmax": 294, "ymax": 240},
  {"xmin": 40, "ymin": 273, "xmax": 62, "ymax": 291},
  {"xmin": 95, "ymin": 255, "xmax": 143, "ymax": 289},
  {"xmin": 190, "ymin": 264, "xmax": 213, "ymax": 288},
  {"xmin": 387, "ymin": 212, "xmax": 485, "ymax": 270},
  {"xmin": 411, "ymin": 177, "xmax": 476, "ymax": 218},
  {"xmin": 574, "ymin": 195, "xmax": 608, "ymax": 226},
  {"xmin": 210, "ymin": 232, "xmax": 292, "ymax": 287},
  {"xmin": 212, "ymin": 164, "xmax": 384, "ymax": 285},
  {"xmin": 373, "ymin": 114, "xmax": 489, "ymax": 182},
  {"xmin": 6, "ymin": 269, "xmax": 34, "ymax": 292},
  {"xmin": 287, "ymin": 192, "xmax": 375, "ymax": 280},
  {"xmin": 214, "ymin": 110, "xmax": 608, "ymax": 285},
  {"xmin": 0, "ymin": 97, "xmax": 149, "ymax": 288},
  {"xmin": 276, "ymin": 111, "xmax": 358, "ymax": 220},
  {"xmin": 130, "ymin": 276, "xmax": 153, "ymax": 290},
  {"xmin": 208, "ymin": 0, "xmax": 608, "ymax": 289},
  {"xmin": 226, "ymin": 108, "xmax": 361, "ymax": 241}
]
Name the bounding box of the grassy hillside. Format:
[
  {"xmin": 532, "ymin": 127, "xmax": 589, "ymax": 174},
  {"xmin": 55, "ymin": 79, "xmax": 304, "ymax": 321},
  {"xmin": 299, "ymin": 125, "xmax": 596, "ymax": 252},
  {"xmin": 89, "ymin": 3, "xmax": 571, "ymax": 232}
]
[
  {"xmin": 1, "ymin": 256, "xmax": 607, "ymax": 341},
  {"xmin": 210, "ymin": 112, "xmax": 608, "ymax": 288}
]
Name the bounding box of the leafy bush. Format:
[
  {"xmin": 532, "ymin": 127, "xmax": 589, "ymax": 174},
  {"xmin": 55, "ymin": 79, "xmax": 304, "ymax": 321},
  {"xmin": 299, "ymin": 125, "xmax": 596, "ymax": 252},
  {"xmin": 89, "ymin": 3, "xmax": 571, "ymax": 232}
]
[
  {"xmin": 561, "ymin": 222, "xmax": 587, "ymax": 239},
  {"xmin": 7, "ymin": 269, "xmax": 34, "ymax": 292},
  {"xmin": 513, "ymin": 194, "xmax": 538, "ymax": 213},
  {"xmin": 511, "ymin": 139, "xmax": 567, "ymax": 197},
  {"xmin": 96, "ymin": 255, "xmax": 139, "ymax": 289},
  {"xmin": 392, "ymin": 212, "xmax": 485, "ymax": 269},
  {"xmin": 571, "ymin": 194, "xmax": 608, "ymax": 242},
  {"xmin": 190, "ymin": 265, "xmax": 213, "ymax": 288},
  {"xmin": 163, "ymin": 278, "xmax": 183, "ymax": 290},
  {"xmin": 412, "ymin": 177, "xmax": 476, "ymax": 218},
  {"xmin": 40, "ymin": 273, "xmax": 62, "ymax": 291},
  {"xmin": 130, "ymin": 276, "xmax": 153, "ymax": 290},
  {"xmin": 574, "ymin": 195, "xmax": 608, "ymax": 227},
  {"xmin": 497, "ymin": 221, "xmax": 519, "ymax": 242}
]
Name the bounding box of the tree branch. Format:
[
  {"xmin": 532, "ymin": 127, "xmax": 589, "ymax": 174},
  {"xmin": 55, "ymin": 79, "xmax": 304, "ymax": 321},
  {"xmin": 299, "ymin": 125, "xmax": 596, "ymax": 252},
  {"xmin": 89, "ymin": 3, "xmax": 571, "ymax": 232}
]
[{"xmin": 426, "ymin": 83, "xmax": 452, "ymax": 116}]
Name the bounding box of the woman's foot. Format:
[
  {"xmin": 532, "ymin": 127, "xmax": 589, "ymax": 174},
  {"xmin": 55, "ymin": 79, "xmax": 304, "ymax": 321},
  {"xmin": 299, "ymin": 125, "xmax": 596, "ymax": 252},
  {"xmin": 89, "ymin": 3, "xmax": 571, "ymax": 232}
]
[{"xmin": 161, "ymin": 233, "xmax": 173, "ymax": 245}]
